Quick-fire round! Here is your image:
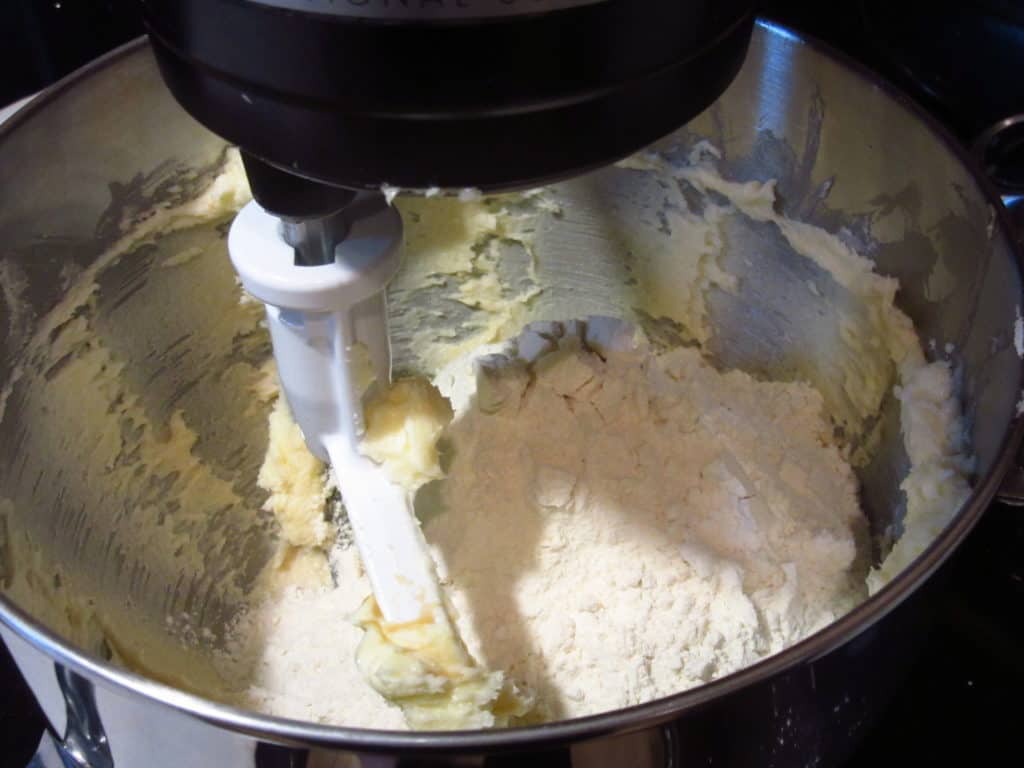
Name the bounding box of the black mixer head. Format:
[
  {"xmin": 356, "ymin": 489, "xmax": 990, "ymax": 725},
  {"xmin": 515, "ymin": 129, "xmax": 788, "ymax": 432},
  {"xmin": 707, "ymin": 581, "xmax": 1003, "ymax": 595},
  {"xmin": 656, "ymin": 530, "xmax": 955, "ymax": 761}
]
[{"xmin": 143, "ymin": 0, "xmax": 754, "ymax": 213}]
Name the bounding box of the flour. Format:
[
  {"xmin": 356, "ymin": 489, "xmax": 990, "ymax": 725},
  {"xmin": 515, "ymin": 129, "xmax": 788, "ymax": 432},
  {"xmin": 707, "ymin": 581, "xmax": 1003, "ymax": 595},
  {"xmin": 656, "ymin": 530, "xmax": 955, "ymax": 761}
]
[
  {"xmin": 217, "ymin": 549, "xmax": 407, "ymax": 729},
  {"xmin": 429, "ymin": 319, "xmax": 866, "ymax": 718},
  {"xmin": 225, "ymin": 318, "xmax": 867, "ymax": 725}
]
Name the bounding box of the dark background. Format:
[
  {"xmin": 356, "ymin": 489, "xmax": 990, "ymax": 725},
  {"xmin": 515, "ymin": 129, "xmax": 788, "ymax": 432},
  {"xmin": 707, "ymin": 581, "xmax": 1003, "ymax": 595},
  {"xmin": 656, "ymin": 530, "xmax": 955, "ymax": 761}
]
[
  {"xmin": 2, "ymin": 1, "xmax": 1023, "ymax": 766},
  {"xmin": 3, "ymin": 1, "xmax": 1024, "ymax": 142}
]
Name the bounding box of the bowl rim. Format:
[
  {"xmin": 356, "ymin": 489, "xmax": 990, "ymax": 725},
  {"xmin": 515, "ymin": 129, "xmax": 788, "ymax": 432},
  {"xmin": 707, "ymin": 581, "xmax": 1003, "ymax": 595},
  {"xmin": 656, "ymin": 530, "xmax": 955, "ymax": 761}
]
[{"xmin": 1, "ymin": 17, "xmax": 1023, "ymax": 753}]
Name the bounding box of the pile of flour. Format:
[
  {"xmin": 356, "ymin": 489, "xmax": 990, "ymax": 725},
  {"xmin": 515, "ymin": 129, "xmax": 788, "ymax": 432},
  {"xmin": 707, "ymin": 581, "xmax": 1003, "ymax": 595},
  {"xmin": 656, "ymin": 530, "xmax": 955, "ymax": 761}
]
[{"xmin": 222, "ymin": 318, "xmax": 869, "ymax": 724}]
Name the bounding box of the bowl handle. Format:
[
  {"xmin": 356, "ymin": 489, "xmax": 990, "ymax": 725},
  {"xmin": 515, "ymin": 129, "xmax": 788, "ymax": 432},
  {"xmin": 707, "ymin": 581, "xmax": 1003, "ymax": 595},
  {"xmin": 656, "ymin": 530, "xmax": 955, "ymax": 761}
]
[
  {"xmin": 974, "ymin": 116, "xmax": 1024, "ymax": 505},
  {"xmin": 25, "ymin": 664, "xmax": 112, "ymax": 768},
  {"xmin": 973, "ymin": 114, "xmax": 1024, "ymax": 245}
]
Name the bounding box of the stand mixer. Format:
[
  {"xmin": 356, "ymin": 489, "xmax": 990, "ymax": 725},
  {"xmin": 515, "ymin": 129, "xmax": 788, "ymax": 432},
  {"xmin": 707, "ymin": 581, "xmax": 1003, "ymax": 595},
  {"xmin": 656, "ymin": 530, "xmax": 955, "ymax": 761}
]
[
  {"xmin": 142, "ymin": 0, "xmax": 755, "ymax": 625},
  {"xmin": 5, "ymin": 8, "xmax": 1024, "ymax": 763}
]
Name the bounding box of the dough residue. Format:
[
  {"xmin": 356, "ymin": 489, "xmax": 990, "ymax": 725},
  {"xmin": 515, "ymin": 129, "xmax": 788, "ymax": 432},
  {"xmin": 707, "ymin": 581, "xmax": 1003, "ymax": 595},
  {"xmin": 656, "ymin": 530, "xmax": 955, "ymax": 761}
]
[
  {"xmin": 353, "ymin": 596, "xmax": 534, "ymax": 730},
  {"xmin": 360, "ymin": 378, "xmax": 452, "ymax": 489},
  {"xmin": 258, "ymin": 397, "xmax": 333, "ymax": 549}
]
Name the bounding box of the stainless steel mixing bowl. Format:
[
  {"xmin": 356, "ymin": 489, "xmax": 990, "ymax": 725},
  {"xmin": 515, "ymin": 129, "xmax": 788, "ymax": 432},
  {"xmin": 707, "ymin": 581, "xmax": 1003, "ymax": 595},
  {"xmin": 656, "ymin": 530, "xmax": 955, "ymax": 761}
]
[{"xmin": 2, "ymin": 20, "xmax": 1023, "ymax": 768}]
